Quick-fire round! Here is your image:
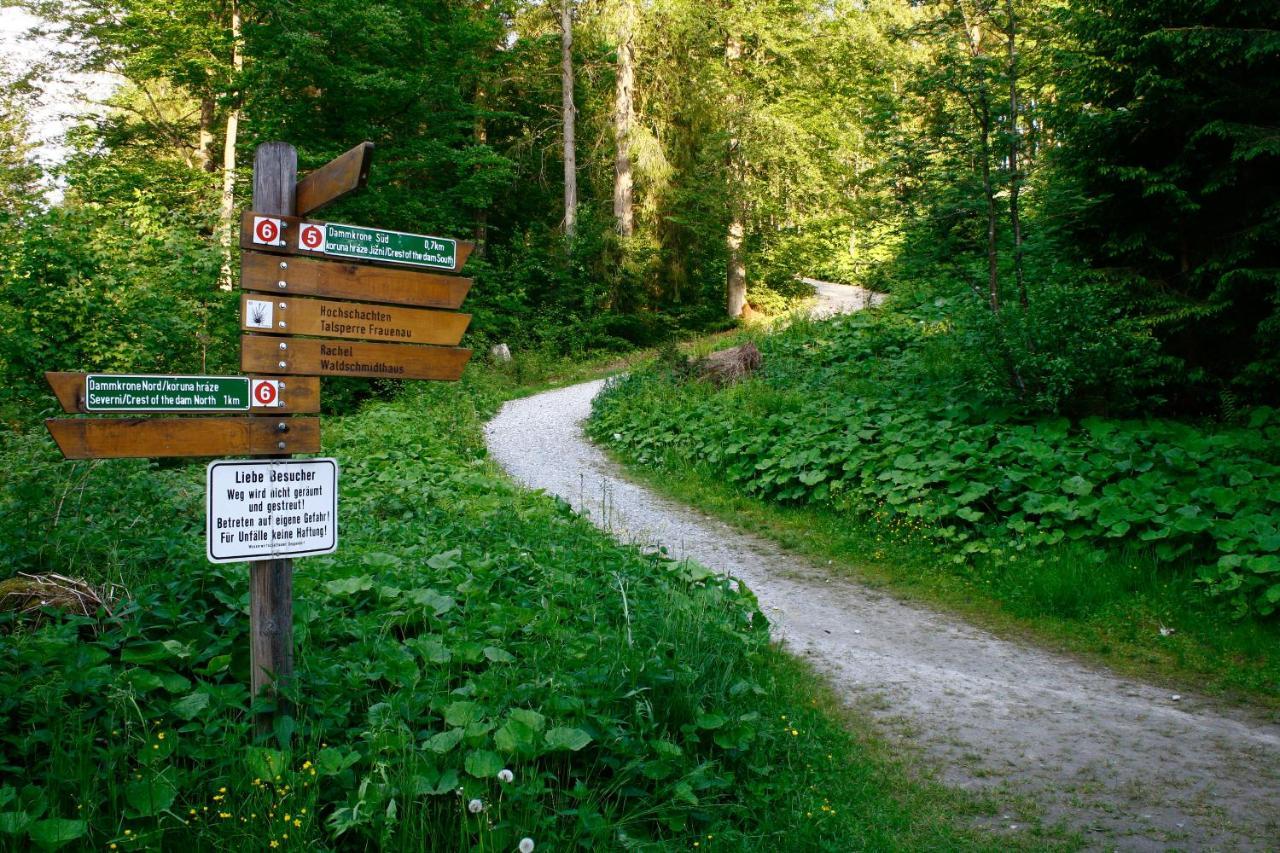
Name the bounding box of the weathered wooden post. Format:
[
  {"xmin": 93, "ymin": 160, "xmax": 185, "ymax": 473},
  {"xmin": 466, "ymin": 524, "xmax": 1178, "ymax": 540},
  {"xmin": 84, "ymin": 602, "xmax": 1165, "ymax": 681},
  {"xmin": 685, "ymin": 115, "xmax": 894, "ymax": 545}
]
[{"xmin": 249, "ymin": 142, "xmax": 298, "ymax": 729}]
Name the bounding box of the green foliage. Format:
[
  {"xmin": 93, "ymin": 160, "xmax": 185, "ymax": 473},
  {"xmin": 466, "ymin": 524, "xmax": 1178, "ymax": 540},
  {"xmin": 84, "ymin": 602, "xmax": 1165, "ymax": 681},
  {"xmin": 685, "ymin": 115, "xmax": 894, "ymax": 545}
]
[
  {"xmin": 1051, "ymin": 0, "xmax": 1280, "ymax": 408},
  {"xmin": 589, "ymin": 314, "xmax": 1280, "ymax": 617},
  {"xmin": 0, "ymin": 372, "xmax": 1001, "ymax": 851},
  {"xmin": 0, "ymin": 199, "xmax": 233, "ymax": 425}
]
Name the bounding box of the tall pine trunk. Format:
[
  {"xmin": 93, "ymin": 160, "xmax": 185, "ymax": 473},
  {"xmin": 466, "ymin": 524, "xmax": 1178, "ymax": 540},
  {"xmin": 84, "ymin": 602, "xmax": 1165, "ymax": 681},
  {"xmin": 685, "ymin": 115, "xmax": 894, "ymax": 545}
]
[
  {"xmin": 967, "ymin": 17, "xmax": 1000, "ymax": 314},
  {"xmin": 217, "ymin": 0, "xmax": 242, "ymax": 290},
  {"xmin": 1007, "ymin": 0, "xmax": 1026, "ymax": 310},
  {"xmin": 474, "ymin": 84, "xmax": 489, "ymax": 257},
  {"xmin": 724, "ymin": 28, "xmax": 746, "ymax": 318},
  {"xmin": 561, "ymin": 0, "xmax": 578, "ymax": 241},
  {"xmin": 613, "ymin": 0, "xmax": 635, "ymax": 238},
  {"xmin": 198, "ymin": 97, "xmax": 217, "ymax": 173}
]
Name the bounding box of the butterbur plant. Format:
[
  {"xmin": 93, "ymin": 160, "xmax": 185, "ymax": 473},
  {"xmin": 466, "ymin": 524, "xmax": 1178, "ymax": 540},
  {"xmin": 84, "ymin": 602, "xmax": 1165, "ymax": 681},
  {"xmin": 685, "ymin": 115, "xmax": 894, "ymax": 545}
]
[{"xmin": 589, "ymin": 314, "xmax": 1280, "ymax": 617}]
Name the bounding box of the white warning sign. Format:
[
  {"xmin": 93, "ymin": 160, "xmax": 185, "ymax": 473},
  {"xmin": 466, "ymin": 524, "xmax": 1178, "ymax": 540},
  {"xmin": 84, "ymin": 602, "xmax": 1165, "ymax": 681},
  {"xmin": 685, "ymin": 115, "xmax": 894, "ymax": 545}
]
[{"xmin": 206, "ymin": 459, "xmax": 338, "ymax": 563}]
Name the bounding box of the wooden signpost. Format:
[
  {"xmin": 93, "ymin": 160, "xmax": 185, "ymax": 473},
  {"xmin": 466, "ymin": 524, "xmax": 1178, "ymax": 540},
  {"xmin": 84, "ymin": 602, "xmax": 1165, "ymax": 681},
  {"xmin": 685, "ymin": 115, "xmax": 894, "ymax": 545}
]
[
  {"xmin": 241, "ymin": 336, "xmax": 471, "ymax": 380},
  {"xmin": 43, "ymin": 138, "xmax": 476, "ymax": 731},
  {"xmin": 239, "ymin": 294, "xmax": 470, "ymax": 345},
  {"xmin": 46, "ymin": 372, "xmax": 321, "ymax": 414},
  {"xmin": 240, "ymin": 251, "xmax": 472, "ymax": 309},
  {"xmin": 239, "ymin": 210, "xmax": 474, "ymax": 273},
  {"xmin": 47, "ymin": 417, "xmax": 321, "ymax": 460}
]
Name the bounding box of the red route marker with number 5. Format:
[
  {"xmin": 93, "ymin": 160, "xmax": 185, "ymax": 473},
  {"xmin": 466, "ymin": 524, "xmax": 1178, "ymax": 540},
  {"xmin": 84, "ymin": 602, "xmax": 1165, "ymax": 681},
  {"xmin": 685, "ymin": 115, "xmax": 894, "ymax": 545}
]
[{"xmin": 299, "ymin": 222, "xmax": 324, "ymax": 251}]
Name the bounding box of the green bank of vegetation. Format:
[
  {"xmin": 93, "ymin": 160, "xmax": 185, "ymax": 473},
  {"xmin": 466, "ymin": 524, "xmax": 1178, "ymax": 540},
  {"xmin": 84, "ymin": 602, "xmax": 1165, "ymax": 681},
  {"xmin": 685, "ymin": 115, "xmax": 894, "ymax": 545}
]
[
  {"xmin": 588, "ymin": 314, "xmax": 1280, "ymax": 700},
  {"xmin": 0, "ymin": 367, "xmax": 1030, "ymax": 851}
]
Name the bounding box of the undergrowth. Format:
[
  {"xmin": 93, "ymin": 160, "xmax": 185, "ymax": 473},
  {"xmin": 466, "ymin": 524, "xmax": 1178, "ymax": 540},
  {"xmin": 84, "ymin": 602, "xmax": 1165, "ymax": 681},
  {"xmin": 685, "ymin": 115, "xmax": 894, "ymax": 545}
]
[
  {"xmin": 587, "ymin": 312, "xmax": 1280, "ymax": 700},
  {"xmin": 0, "ymin": 364, "xmax": 1020, "ymax": 851}
]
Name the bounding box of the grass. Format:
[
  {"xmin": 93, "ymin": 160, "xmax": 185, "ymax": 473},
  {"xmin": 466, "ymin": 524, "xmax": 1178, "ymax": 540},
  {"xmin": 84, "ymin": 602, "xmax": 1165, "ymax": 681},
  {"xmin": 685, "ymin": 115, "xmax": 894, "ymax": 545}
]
[
  {"xmin": 0, "ymin": 351, "xmax": 1048, "ymax": 851},
  {"xmin": 598, "ymin": 451, "xmax": 1280, "ymax": 708}
]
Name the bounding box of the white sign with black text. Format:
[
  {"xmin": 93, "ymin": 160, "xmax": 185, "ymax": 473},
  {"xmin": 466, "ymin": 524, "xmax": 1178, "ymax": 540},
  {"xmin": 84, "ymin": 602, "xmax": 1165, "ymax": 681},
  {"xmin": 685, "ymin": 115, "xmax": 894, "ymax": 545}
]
[{"xmin": 206, "ymin": 458, "xmax": 338, "ymax": 563}]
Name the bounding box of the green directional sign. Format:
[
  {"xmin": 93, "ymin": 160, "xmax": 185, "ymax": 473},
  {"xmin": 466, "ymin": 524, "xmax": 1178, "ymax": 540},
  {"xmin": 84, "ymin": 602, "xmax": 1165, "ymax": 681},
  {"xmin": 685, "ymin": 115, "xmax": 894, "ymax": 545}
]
[
  {"xmin": 85, "ymin": 374, "xmax": 252, "ymax": 412},
  {"xmin": 298, "ymin": 220, "xmax": 457, "ymax": 270}
]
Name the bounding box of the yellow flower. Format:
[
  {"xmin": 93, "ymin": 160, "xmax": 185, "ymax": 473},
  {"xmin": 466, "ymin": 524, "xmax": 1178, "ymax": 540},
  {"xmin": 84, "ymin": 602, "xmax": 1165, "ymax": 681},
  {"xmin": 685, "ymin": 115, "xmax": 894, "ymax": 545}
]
[
  {"xmin": 157, "ymin": 732, "xmax": 165, "ymax": 740},
  {"xmin": 791, "ymin": 729, "xmax": 799, "ymax": 736},
  {"xmin": 219, "ymin": 812, "xmax": 231, "ymax": 819},
  {"xmin": 218, "ymin": 786, "xmax": 226, "ymax": 793},
  {"xmin": 270, "ymin": 843, "xmax": 279, "ymax": 849},
  {"xmin": 152, "ymin": 744, "xmax": 159, "ymax": 750},
  {"xmin": 293, "ymin": 819, "xmax": 301, "ymax": 828},
  {"xmin": 283, "ymin": 814, "xmax": 291, "ymax": 822},
  {"xmin": 110, "ymin": 846, "xmax": 117, "ymax": 850},
  {"xmin": 300, "ymin": 808, "xmax": 307, "ymax": 815}
]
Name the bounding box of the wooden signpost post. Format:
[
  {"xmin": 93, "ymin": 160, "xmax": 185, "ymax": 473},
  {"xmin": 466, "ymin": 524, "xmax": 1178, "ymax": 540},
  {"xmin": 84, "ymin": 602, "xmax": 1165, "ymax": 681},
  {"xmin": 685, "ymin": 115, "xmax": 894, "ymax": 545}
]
[{"xmin": 43, "ymin": 138, "xmax": 476, "ymax": 732}]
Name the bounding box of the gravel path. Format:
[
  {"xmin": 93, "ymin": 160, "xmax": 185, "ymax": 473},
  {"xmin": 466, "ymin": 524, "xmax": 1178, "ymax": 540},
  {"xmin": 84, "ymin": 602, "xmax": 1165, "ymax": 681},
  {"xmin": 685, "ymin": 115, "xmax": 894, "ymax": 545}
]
[
  {"xmin": 799, "ymin": 277, "xmax": 887, "ymax": 318},
  {"xmin": 485, "ymin": 382, "xmax": 1280, "ymax": 850}
]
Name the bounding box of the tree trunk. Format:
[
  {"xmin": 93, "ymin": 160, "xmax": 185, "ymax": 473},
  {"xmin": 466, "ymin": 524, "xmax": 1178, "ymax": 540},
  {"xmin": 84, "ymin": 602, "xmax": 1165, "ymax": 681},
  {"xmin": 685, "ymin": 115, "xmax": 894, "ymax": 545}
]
[
  {"xmin": 474, "ymin": 85, "xmax": 489, "ymax": 257},
  {"xmin": 612, "ymin": 0, "xmax": 635, "ymax": 238},
  {"xmin": 197, "ymin": 97, "xmax": 217, "ymax": 173},
  {"xmin": 724, "ymin": 29, "xmax": 747, "ymax": 318},
  {"xmin": 561, "ymin": 0, "xmax": 578, "ymax": 241},
  {"xmin": 1006, "ymin": 0, "xmax": 1026, "ymax": 311},
  {"xmin": 217, "ymin": 0, "xmax": 242, "ymax": 291},
  {"xmin": 966, "ymin": 17, "xmax": 1000, "ymax": 314},
  {"xmin": 979, "ymin": 95, "xmax": 999, "ymax": 314}
]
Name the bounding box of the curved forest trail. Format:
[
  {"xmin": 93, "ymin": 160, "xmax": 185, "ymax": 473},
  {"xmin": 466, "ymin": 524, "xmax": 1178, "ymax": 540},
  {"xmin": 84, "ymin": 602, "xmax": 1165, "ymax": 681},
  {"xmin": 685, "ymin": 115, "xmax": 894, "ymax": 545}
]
[
  {"xmin": 484, "ymin": 283, "xmax": 1280, "ymax": 850},
  {"xmin": 486, "ymin": 381, "xmax": 1280, "ymax": 850}
]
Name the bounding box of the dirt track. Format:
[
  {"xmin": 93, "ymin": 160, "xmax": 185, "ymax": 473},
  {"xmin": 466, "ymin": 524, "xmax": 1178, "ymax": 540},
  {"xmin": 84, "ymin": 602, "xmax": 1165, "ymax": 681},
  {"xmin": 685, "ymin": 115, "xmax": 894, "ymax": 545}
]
[{"xmin": 484, "ymin": 283, "xmax": 1280, "ymax": 850}]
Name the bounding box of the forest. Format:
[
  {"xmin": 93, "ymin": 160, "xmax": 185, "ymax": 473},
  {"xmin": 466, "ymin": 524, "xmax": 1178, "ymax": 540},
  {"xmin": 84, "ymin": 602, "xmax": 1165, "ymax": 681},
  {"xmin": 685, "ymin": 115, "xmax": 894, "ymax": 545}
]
[
  {"xmin": 1, "ymin": 0, "xmax": 1278, "ymax": 849},
  {"xmin": 1, "ymin": 0, "xmax": 1275, "ymax": 420}
]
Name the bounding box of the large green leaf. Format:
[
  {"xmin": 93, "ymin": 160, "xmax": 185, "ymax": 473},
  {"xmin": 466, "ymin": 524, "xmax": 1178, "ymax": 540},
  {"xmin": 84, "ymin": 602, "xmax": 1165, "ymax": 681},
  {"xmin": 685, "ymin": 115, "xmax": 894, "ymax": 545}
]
[
  {"xmin": 27, "ymin": 818, "xmax": 86, "ymax": 849},
  {"xmin": 125, "ymin": 776, "xmax": 177, "ymax": 817},
  {"xmin": 463, "ymin": 750, "xmax": 504, "ymax": 778},
  {"xmin": 544, "ymin": 727, "xmax": 592, "ymax": 751}
]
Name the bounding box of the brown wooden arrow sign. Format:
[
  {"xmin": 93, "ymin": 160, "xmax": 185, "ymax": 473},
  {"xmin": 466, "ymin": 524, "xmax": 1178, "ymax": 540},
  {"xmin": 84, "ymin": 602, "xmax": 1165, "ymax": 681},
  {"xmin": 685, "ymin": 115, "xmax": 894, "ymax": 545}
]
[
  {"xmin": 240, "ymin": 252, "xmax": 472, "ymax": 310},
  {"xmin": 45, "ymin": 372, "xmax": 320, "ymax": 414},
  {"xmin": 240, "ymin": 210, "xmax": 474, "ymax": 274},
  {"xmin": 46, "ymin": 417, "xmax": 320, "ymax": 460},
  {"xmin": 241, "ymin": 335, "xmax": 471, "ymax": 381},
  {"xmin": 240, "ymin": 294, "xmax": 470, "ymax": 345},
  {"xmin": 296, "ymin": 142, "xmax": 374, "ymax": 216}
]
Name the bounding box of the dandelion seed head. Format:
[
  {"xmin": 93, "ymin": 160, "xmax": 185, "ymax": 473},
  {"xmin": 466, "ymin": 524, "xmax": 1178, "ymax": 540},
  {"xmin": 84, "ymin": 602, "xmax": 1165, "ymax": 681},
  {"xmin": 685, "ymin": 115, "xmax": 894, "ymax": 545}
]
[
  {"xmin": 497, "ymin": 769, "xmax": 514, "ymax": 783},
  {"xmin": 468, "ymin": 798, "xmax": 484, "ymax": 814},
  {"xmin": 519, "ymin": 838, "xmax": 535, "ymax": 853}
]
